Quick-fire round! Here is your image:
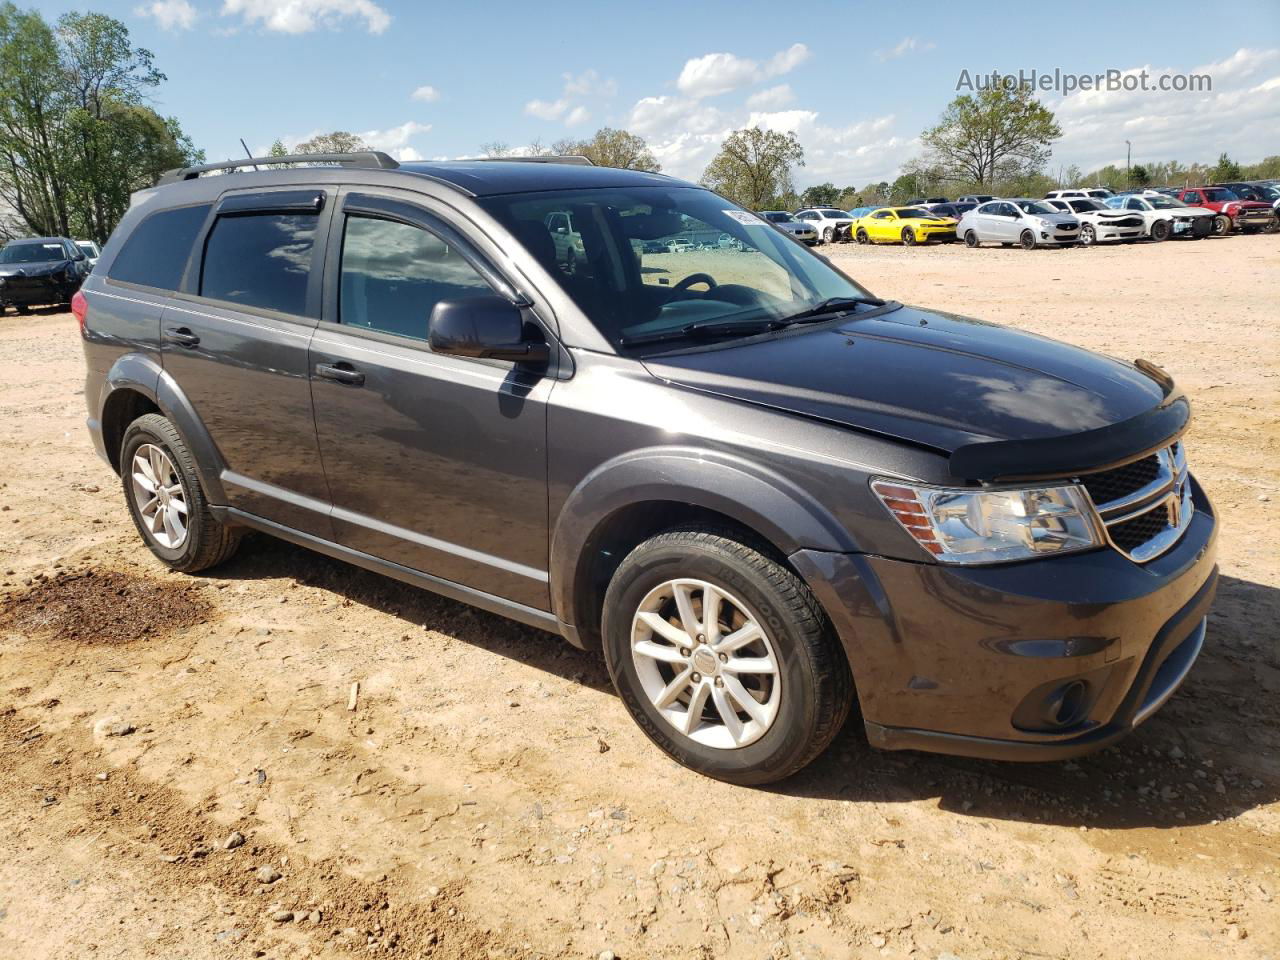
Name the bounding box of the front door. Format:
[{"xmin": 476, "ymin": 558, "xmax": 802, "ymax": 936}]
[{"xmin": 308, "ymin": 191, "xmax": 553, "ymax": 609}]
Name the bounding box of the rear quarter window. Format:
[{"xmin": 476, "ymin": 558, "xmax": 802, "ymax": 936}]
[
  {"xmin": 199, "ymin": 212, "xmax": 317, "ymax": 316},
  {"xmin": 107, "ymin": 204, "xmax": 211, "ymax": 290}
]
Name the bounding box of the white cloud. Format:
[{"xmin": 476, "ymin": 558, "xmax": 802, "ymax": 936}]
[
  {"xmin": 746, "ymin": 84, "xmax": 795, "ymax": 110},
  {"xmin": 524, "ymin": 98, "xmax": 569, "ymax": 121},
  {"xmin": 874, "ymin": 36, "xmax": 936, "ymax": 62},
  {"xmin": 357, "ymin": 120, "xmax": 431, "ymax": 156},
  {"xmin": 411, "ymin": 85, "xmax": 440, "ymax": 102},
  {"xmin": 523, "ymin": 68, "xmax": 615, "ymax": 127},
  {"xmin": 563, "ymin": 69, "xmax": 616, "ymax": 98},
  {"xmin": 1048, "ymin": 48, "xmax": 1280, "ymax": 172},
  {"xmin": 564, "ymin": 105, "xmax": 591, "ymax": 127},
  {"xmin": 135, "ymin": 0, "xmax": 197, "ymax": 30},
  {"xmin": 220, "ymin": 0, "xmax": 391, "ymax": 34},
  {"xmin": 676, "ymin": 43, "xmax": 811, "ymax": 98}
]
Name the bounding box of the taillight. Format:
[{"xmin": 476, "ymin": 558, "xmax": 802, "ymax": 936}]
[{"xmin": 71, "ymin": 290, "xmax": 88, "ymax": 335}]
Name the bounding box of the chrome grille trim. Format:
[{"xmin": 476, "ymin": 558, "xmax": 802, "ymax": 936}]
[{"xmin": 1080, "ymin": 444, "xmax": 1194, "ymax": 563}]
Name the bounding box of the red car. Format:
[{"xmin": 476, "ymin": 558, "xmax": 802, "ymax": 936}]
[{"xmin": 1173, "ymin": 187, "xmax": 1277, "ymax": 235}]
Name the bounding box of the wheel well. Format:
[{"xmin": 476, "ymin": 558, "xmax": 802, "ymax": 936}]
[
  {"xmin": 101, "ymin": 389, "xmax": 160, "ymax": 473},
  {"xmin": 569, "ymin": 500, "xmax": 795, "ymax": 651}
]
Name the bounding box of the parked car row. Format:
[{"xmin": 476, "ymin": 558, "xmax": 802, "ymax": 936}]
[{"xmin": 0, "ymin": 236, "xmax": 95, "ymax": 315}]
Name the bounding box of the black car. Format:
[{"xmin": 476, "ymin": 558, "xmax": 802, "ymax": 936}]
[
  {"xmin": 77, "ymin": 151, "xmax": 1216, "ymax": 784},
  {"xmin": 0, "ymin": 236, "xmax": 91, "ymax": 315},
  {"xmin": 926, "ymin": 201, "xmax": 977, "ymax": 220}
]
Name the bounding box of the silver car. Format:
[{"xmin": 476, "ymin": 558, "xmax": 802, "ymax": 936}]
[
  {"xmin": 758, "ymin": 210, "xmax": 818, "ymax": 245},
  {"xmin": 958, "ymin": 199, "xmax": 1081, "ymax": 249}
]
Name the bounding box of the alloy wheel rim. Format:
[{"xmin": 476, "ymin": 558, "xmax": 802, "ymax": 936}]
[
  {"xmin": 130, "ymin": 443, "xmax": 189, "ymax": 549},
  {"xmin": 630, "ymin": 578, "xmax": 782, "ymax": 750}
]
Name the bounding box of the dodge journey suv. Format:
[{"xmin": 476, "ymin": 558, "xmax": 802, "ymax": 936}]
[{"xmin": 77, "ymin": 152, "xmax": 1217, "ymax": 784}]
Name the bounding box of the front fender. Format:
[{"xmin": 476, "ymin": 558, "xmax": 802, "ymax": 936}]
[
  {"xmin": 549, "ymin": 446, "xmax": 859, "ymax": 627},
  {"xmin": 102, "ymin": 352, "xmax": 228, "ymax": 503}
]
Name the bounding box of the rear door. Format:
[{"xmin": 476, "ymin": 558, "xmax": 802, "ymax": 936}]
[
  {"xmin": 307, "ymin": 188, "xmax": 554, "ymax": 608},
  {"xmin": 162, "ymin": 187, "xmax": 334, "ymax": 537}
]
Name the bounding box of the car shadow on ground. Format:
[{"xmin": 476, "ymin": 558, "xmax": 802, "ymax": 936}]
[{"xmin": 211, "ymin": 537, "xmax": 1279, "ymax": 830}]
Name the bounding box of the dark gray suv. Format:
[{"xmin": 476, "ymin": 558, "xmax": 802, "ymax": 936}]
[{"xmin": 77, "ymin": 152, "xmax": 1217, "ymax": 784}]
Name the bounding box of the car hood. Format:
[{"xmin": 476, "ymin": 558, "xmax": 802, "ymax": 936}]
[
  {"xmin": 642, "ymin": 304, "xmax": 1168, "ymax": 455},
  {"xmin": 777, "ymin": 222, "xmax": 812, "ymax": 231},
  {"xmin": 0, "ymin": 259, "xmax": 70, "ymax": 279},
  {"xmin": 1171, "ymin": 206, "xmax": 1215, "ymax": 217}
]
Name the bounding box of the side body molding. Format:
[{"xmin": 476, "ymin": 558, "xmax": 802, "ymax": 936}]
[
  {"xmin": 101, "ymin": 352, "xmax": 229, "ymax": 504},
  {"xmin": 549, "ymin": 446, "xmax": 860, "ymax": 631}
]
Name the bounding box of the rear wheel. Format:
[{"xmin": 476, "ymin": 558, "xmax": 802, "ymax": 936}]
[
  {"xmin": 602, "ymin": 527, "xmax": 852, "ymax": 785},
  {"xmin": 1019, "ymin": 229, "xmax": 1037, "ymax": 251},
  {"xmin": 901, "ymin": 227, "xmax": 917, "ymax": 246},
  {"xmin": 120, "ymin": 413, "xmax": 242, "ymax": 573},
  {"xmin": 963, "ymin": 230, "xmax": 979, "ymax": 248},
  {"xmin": 1150, "ymin": 219, "xmax": 1171, "ymax": 241}
]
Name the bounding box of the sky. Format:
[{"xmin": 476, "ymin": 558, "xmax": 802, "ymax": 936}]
[{"xmin": 29, "ymin": 0, "xmax": 1280, "ymax": 186}]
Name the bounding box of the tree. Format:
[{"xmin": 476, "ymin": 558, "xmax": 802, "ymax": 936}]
[
  {"xmin": 1212, "ymin": 151, "xmax": 1241, "ymax": 182},
  {"xmin": 478, "ymin": 140, "xmax": 510, "ymax": 158},
  {"xmin": 1130, "ymin": 164, "xmax": 1151, "ymax": 187},
  {"xmin": 553, "ymin": 127, "xmax": 659, "ymax": 171},
  {"xmin": 799, "ymin": 182, "xmax": 838, "ymax": 207},
  {"xmin": 920, "ymin": 86, "xmax": 1060, "ymax": 187},
  {"xmin": 700, "ymin": 127, "xmax": 804, "ymax": 210},
  {"xmin": 268, "ymin": 139, "xmax": 288, "ymax": 157},
  {"xmin": 0, "ymin": 5, "xmax": 201, "ymax": 242},
  {"xmin": 295, "ymin": 131, "xmax": 368, "ymax": 154}
]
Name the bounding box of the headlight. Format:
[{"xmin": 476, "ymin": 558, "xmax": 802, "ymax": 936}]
[{"xmin": 872, "ymin": 480, "xmax": 1102, "ymax": 565}]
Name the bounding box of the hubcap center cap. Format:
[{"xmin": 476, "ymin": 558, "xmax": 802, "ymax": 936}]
[{"xmin": 691, "ymin": 647, "xmax": 718, "ymax": 675}]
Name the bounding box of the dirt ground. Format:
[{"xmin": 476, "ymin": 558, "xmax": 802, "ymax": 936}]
[{"xmin": 1, "ymin": 233, "xmax": 1278, "ymax": 960}]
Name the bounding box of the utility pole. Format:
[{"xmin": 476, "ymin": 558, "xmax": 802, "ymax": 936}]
[{"xmin": 1125, "ymin": 140, "xmax": 1131, "ymax": 189}]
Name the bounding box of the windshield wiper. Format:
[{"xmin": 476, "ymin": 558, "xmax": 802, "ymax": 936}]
[
  {"xmin": 619, "ymin": 317, "xmax": 789, "ymax": 347},
  {"xmin": 778, "ymin": 295, "xmax": 886, "ymax": 324}
]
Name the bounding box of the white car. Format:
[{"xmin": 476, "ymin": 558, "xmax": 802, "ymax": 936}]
[
  {"xmin": 1103, "ymin": 194, "xmax": 1216, "ymax": 241},
  {"xmin": 957, "ymin": 198, "xmax": 1081, "ymax": 249},
  {"xmin": 1046, "ymin": 188, "xmax": 1114, "ymax": 201},
  {"xmin": 75, "ymin": 239, "xmax": 101, "ymax": 268},
  {"xmin": 792, "ymin": 208, "xmax": 855, "ymax": 244},
  {"xmin": 666, "ymin": 238, "xmax": 694, "ymax": 253},
  {"xmin": 1044, "ymin": 198, "xmax": 1143, "ymax": 245}
]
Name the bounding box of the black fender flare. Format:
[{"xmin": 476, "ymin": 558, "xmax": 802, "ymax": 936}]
[
  {"xmin": 549, "ymin": 446, "xmax": 859, "ymax": 628},
  {"xmin": 101, "ymin": 352, "xmax": 228, "ymax": 503}
]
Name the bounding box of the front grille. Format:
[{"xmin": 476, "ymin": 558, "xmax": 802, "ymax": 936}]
[
  {"xmin": 1114, "ymin": 217, "xmax": 1143, "ymax": 228},
  {"xmin": 1077, "ymin": 443, "xmax": 1192, "ymax": 563},
  {"xmin": 1058, "ymin": 223, "xmax": 1078, "ymax": 230}
]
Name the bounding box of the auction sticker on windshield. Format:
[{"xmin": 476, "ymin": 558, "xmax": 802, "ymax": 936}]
[{"xmin": 723, "ymin": 210, "xmax": 766, "ymax": 225}]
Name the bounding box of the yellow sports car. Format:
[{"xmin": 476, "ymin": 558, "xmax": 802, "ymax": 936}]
[{"xmin": 851, "ymin": 206, "xmax": 958, "ymax": 245}]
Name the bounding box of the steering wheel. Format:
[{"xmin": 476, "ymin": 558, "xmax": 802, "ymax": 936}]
[{"xmin": 672, "ymin": 273, "xmax": 718, "ymax": 294}]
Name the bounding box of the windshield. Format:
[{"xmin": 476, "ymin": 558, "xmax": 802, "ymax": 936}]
[
  {"xmin": 1204, "ymin": 188, "xmax": 1238, "ymax": 202},
  {"xmin": 1016, "ymin": 200, "xmax": 1058, "ymax": 215},
  {"xmin": 0, "ymin": 241, "xmax": 66, "ymax": 263},
  {"xmin": 894, "ymin": 207, "xmax": 929, "ymax": 218},
  {"xmin": 479, "ymin": 186, "xmax": 874, "ymax": 348},
  {"xmin": 77, "ymin": 242, "xmax": 97, "ymax": 255},
  {"xmin": 1070, "ymin": 199, "xmax": 1107, "ymax": 212},
  {"xmin": 818, "ymin": 209, "xmax": 847, "ymax": 218},
  {"xmin": 1146, "ymin": 196, "xmax": 1183, "ymax": 209},
  {"xmin": 761, "ymin": 212, "xmax": 793, "ymax": 223}
]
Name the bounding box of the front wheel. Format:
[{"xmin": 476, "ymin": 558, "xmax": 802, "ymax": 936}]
[
  {"xmin": 1263, "ymin": 215, "xmax": 1279, "ymax": 234},
  {"xmin": 1150, "ymin": 219, "xmax": 1171, "ymax": 241},
  {"xmin": 1019, "ymin": 229, "xmax": 1036, "ymax": 250},
  {"xmin": 120, "ymin": 414, "xmax": 242, "ymax": 572},
  {"xmin": 855, "ymin": 228, "xmax": 869, "ymax": 245},
  {"xmin": 1080, "ymin": 224, "xmax": 1097, "ymax": 247},
  {"xmin": 1212, "ymin": 215, "xmax": 1231, "ymax": 236},
  {"xmin": 822, "ymin": 227, "xmax": 834, "ymax": 244},
  {"xmin": 901, "ymin": 227, "xmax": 917, "ymax": 246},
  {"xmin": 602, "ymin": 528, "xmax": 853, "ymax": 785}
]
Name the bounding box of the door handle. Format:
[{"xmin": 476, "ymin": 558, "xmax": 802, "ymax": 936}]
[
  {"xmin": 315, "ymin": 361, "xmax": 365, "ymax": 386},
  {"xmin": 164, "ymin": 326, "xmax": 200, "ymax": 348}
]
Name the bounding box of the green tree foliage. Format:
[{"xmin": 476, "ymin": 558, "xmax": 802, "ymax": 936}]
[
  {"xmin": 1212, "ymin": 152, "xmax": 1242, "ymax": 182},
  {"xmin": 268, "ymin": 139, "xmax": 289, "ymax": 157},
  {"xmin": 921, "ymin": 87, "xmax": 1060, "ymax": 187},
  {"xmin": 553, "ymin": 127, "xmax": 660, "ymax": 171},
  {"xmin": 799, "ymin": 182, "xmax": 838, "ymax": 207},
  {"xmin": 0, "ymin": 4, "xmax": 201, "ymax": 242},
  {"xmin": 295, "ymin": 130, "xmax": 368, "ymax": 154},
  {"xmin": 701, "ymin": 127, "xmax": 804, "ymax": 210},
  {"xmin": 1130, "ymin": 164, "xmax": 1151, "ymax": 187}
]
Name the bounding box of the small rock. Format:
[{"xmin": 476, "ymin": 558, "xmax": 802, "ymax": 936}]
[
  {"xmin": 270, "ymin": 910, "xmax": 293, "ymax": 923},
  {"xmin": 308, "ymin": 910, "xmax": 322, "ymax": 923},
  {"xmin": 597, "ymin": 951, "xmax": 616, "ymax": 960},
  {"xmin": 597, "ymin": 739, "xmax": 610, "ymax": 753},
  {"xmin": 1168, "ymin": 746, "xmax": 1185, "ymax": 760},
  {"xmin": 223, "ymin": 831, "xmax": 246, "ymax": 850},
  {"xmin": 95, "ymin": 772, "xmax": 109, "ymax": 781},
  {"xmin": 870, "ymin": 934, "xmax": 887, "ymax": 948},
  {"xmin": 255, "ymin": 866, "xmax": 281, "ymax": 884},
  {"xmin": 190, "ymin": 846, "xmax": 211, "ymax": 859},
  {"xmin": 1227, "ymin": 925, "xmax": 1246, "ymax": 941},
  {"xmin": 92, "ymin": 717, "xmax": 135, "ymax": 739}
]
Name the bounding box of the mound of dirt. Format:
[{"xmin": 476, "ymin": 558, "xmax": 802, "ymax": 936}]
[{"xmin": 0, "ymin": 569, "xmax": 213, "ymax": 643}]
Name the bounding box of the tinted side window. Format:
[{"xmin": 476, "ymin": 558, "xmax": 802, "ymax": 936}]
[
  {"xmin": 200, "ymin": 213, "xmax": 316, "ymax": 315},
  {"xmin": 108, "ymin": 204, "xmax": 211, "ymax": 290},
  {"xmin": 339, "ymin": 215, "xmax": 492, "ymax": 342}
]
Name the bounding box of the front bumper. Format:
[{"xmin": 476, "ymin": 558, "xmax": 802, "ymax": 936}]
[
  {"xmin": 1, "ymin": 276, "xmax": 75, "ymax": 306},
  {"xmin": 791, "ymin": 477, "xmax": 1217, "ymax": 761},
  {"xmin": 1093, "ymin": 224, "xmax": 1145, "ymax": 242}
]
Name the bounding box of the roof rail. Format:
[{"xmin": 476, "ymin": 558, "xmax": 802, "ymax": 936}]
[
  {"xmin": 467, "ymin": 155, "xmax": 595, "ymax": 166},
  {"xmin": 157, "ymin": 151, "xmax": 400, "ymax": 185}
]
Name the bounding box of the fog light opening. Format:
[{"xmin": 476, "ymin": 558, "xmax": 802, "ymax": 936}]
[{"xmin": 1048, "ymin": 680, "xmax": 1088, "ymax": 728}]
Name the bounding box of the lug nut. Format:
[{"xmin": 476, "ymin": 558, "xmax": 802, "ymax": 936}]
[
  {"xmin": 690, "ymin": 672, "xmax": 701, "ymax": 683},
  {"xmin": 718, "ymin": 653, "xmax": 727, "ymax": 663},
  {"xmin": 696, "ymin": 634, "xmax": 705, "ymax": 643},
  {"xmin": 714, "ymin": 677, "xmax": 724, "ymax": 688},
  {"xmin": 680, "ymin": 647, "xmax": 691, "ymax": 657}
]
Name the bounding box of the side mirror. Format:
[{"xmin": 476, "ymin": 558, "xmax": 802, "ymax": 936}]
[{"xmin": 428, "ymin": 295, "xmax": 549, "ymax": 365}]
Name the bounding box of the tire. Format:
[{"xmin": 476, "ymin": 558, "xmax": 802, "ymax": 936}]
[
  {"xmin": 120, "ymin": 413, "xmax": 242, "ymax": 573},
  {"xmin": 1019, "ymin": 229, "xmax": 1036, "ymax": 250},
  {"xmin": 822, "ymin": 227, "xmax": 833, "ymax": 244},
  {"xmin": 855, "ymin": 228, "xmax": 869, "ymax": 245},
  {"xmin": 963, "ymin": 230, "xmax": 979, "ymax": 248},
  {"xmin": 602, "ymin": 527, "xmax": 853, "ymax": 785},
  {"xmin": 1000, "ymin": 242, "xmax": 1013, "ymax": 248},
  {"xmin": 565, "ymin": 248, "xmax": 577, "ymax": 275},
  {"xmin": 901, "ymin": 227, "xmax": 917, "ymax": 246},
  {"xmin": 1080, "ymin": 224, "xmax": 1096, "ymax": 247},
  {"xmin": 15, "ymin": 304, "xmax": 30, "ymax": 315},
  {"xmin": 1263, "ymin": 215, "xmax": 1279, "ymax": 234},
  {"xmin": 1212, "ymin": 215, "xmax": 1231, "ymax": 236},
  {"xmin": 1150, "ymin": 219, "xmax": 1171, "ymax": 241}
]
